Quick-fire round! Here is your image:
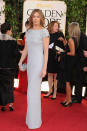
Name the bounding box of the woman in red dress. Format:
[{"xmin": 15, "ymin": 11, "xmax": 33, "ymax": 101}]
[{"xmin": 18, "ymin": 20, "xmax": 29, "ymax": 93}]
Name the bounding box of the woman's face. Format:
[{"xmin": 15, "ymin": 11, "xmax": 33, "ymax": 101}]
[
  {"xmin": 32, "ymin": 12, "xmax": 41, "ymax": 26},
  {"xmin": 52, "ymin": 23, "xmax": 59, "ymax": 33},
  {"xmin": 7, "ymin": 28, "xmax": 12, "ymax": 36}
]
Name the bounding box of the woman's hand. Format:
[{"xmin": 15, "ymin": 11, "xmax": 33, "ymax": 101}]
[
  {"xmin": 18, "ymin": 61, "xmax": 22, "ymax": 69},
  {"xmin": 20, "ymin": 50, "xmax": 23, "ymax": 54},
  {"xmin": 58, "ymin": 37, "xmax": 67, "ymax": 46},
  {"xmin": 58, "ymin": 37, "xmax": 64, "ymax": 41},
  {"xmin": 83, "ymin": 67, "xmax": 87, "ymax": 72},
  {"xmin": 57, "ymin": 51, "xmax": 61, "ymax": 55},
  {"xmin": 58, "ymin": 56, "xmax": 61, "ymax": 62},
  {"xmin": 41, "ymin": 68, "xmax": 46, "ymax": 78},
  {"xmin": 83, "ymin": 50, "xmax": 87, "ymax": 58}
]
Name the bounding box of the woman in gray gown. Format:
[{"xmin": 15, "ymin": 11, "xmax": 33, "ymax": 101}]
[{"xmin": 19, "ymin": 9, "xmax": 49, "ymax": 129}]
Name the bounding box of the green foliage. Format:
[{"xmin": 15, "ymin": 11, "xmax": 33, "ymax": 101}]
[
  {"xmin": 4, "ymin": 4, "xmax": 18, "ymax": 37},
  {"xmin": 4, "ymin": 0, "xmax": 24, "ymax": 38},
  {"xmin": 64, "ymin": 0, "xmax": 87, "ymax": 37},
  {"xmin": 3, "ymin": 0, "xmax": 87, "ymax": 38}
]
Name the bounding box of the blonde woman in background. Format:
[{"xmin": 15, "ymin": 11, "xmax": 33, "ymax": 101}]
[{"xmin": 61, "ymin": 22, "xmax": 80, "ymax": 107}]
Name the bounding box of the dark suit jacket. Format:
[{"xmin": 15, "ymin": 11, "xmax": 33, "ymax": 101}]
[
  {"xmin": 77, "ymin": 32, "xmax": 87, "ymax": 69},
  {"xmin": 0, "ymin": 40, "xmax": 21, "ymax": 69}
]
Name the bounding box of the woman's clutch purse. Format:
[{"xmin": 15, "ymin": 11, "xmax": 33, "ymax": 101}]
[
  {"xmin": 55, "ymin": 46, "xmax": 64, "ymax": 52},
  {"xmin": 20, "ymin": 64, "xmax": 27, "ymax": 72}
]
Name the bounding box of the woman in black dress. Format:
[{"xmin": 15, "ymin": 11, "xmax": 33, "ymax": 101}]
[
  {"xmin": 44, "ymin": 21, "xmax": 65, "ymax": 99},
  {"xmin": 61, "ymin": 22, "xmax": 80, "ymax": 107}
]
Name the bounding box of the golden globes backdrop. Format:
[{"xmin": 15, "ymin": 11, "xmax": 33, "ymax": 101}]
[
  {"xmin": 0, "ymin": 0, "xmax": 5, "ymax": 27},
  {"xmin": 22, "ymin": 0, "xmax": 67, "ymax": 34}
]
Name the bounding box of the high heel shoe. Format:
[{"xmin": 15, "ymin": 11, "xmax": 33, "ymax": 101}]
[
  {"xmin": 62, "ymin": 102, "xmax": 72, "ymax": 107},
  {"xmin": 9, "ymin": 106, "xmax": 14, "ymax": 111},
  {"xmin": 60, "ymin": 101, "xmax": 66, "ymax": 105},
  {"xmin": 44, "ymin": 92, "xmax": 53, "ymax": 98},
  {"xmin": 51, "ymin": 97, "xmax": 56, "ymax": 100},
  {"xmin": 51, "ymin": 92, "xmax": 57, "ymax": 100},
  {"xmin": 1, "ymin": 106, "xmax": 6, "ymax": 112}
]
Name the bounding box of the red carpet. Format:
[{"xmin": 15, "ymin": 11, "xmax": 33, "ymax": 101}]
[{"xmin": 0, "ymin": 91, "xmax": 87, "ymax": 131}]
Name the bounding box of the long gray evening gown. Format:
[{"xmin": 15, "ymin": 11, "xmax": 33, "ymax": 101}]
[{"xmin": 25, "ymin": 28, "xmax": 49, "ymax": 129}]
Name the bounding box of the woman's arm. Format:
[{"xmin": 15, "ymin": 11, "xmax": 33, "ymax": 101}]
[
  {"xmin": 41, "ymin": 36, "xmax": 49, "ymax": 78},
  {"xmin": 18, "ymin": 43, "xmax": 28, "ymax": 67},
  {"xmin": 58, "ymin": 37, "xmax": 67, "ymax": 46},
  {"xmin": 83, "ymin": 67, "xmax": 87, "ymax": 72},
  {"xmin": 67, "ymin": 38, "xmax": 75, "ymax": 56},
  {"xmin": 83, "ymin": 50, "xmax": 87, "ymax": 58}
]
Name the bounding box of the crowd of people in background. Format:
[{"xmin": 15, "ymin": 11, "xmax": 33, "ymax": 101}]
[
  {"xmin": 43, "ymin": 20, "xmax": 87, "ymax": 107},
  {"xmin": 0, "ymin": 9, "xmax": 87, "ymax": 129}
]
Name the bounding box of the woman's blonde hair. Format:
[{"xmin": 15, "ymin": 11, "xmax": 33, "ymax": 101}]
[
  {"xmin": 28, "ymin": 9, "xmax": 45, "ymax": 29},
  {"xmin": 68, "ymin": 22, "xmax": 80, "ymax": 44},
  {"xmin": 48, "ymin": 21, "xmax": 60, "ymax": 33}
]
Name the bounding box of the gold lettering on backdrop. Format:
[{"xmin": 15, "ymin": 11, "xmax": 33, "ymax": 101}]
[
  {"xmin": 22, "ymin": 1, "xmax": 66, "ymax": 33},
  {"xmin": 36, "ymin": 4, "xmax": 53, "ymax": 8},
  {"xmin": 27, "ymin": 9, "xmax": 64, "ymax": 27}
]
